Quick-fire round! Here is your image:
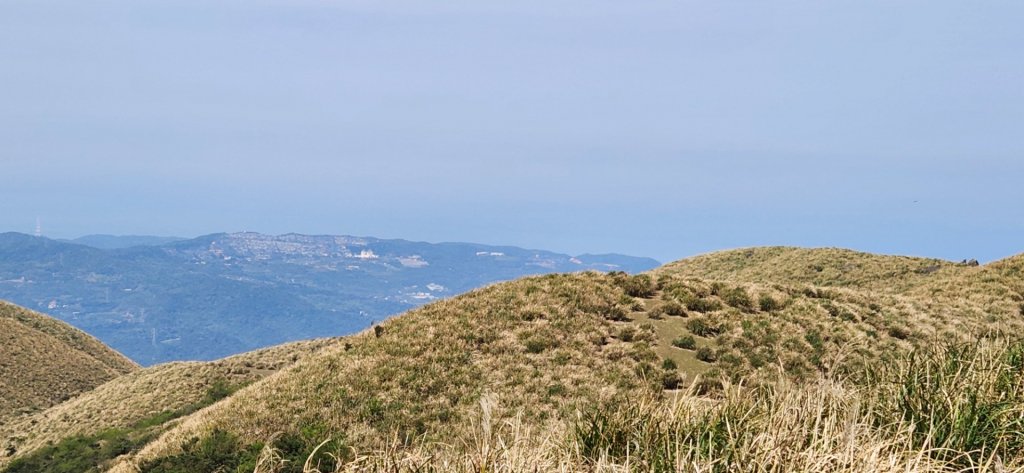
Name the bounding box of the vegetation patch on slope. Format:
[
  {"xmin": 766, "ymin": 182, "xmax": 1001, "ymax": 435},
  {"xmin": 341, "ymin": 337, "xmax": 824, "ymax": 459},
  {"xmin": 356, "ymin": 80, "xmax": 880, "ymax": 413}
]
[
  {"xmin": 571, "ymin": 338, "xmax": 1024, "ymax": 472},
  {"xmin": 3, "ymin": 381, "xmax": 241, "ymax": 473}
]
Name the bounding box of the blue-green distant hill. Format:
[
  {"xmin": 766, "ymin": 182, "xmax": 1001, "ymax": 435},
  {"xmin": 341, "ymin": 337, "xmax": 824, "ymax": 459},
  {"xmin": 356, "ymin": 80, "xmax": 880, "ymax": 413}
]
[
  {"xmin": 62, "ymin": 234, "xmax": 187, "ymax": 250},
  {"xmin": 0, "ymin": 232, "xmax": 657, "ymax": 365}
]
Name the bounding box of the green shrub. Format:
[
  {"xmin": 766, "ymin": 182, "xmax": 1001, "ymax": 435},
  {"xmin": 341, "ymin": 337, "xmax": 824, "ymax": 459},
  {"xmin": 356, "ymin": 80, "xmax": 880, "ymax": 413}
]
[
  {"xmin": 672, "ymin": 336, "xmax": 697, "ymax": 350},
  {"xmin": 635, "ymin": 323, "xmax": 658, "ymax": 343},
  {"xmin": 203, "ymin": 379, "xmax": 234, "ymax": 404},
  {"xmin": 603, "ymin": 305, "xmax": 629, "ymax": 321},
  {"xmin": 684, "ymin": 296, "xmax": 721, "ymax": 313},
  {"xmin": 662, "ymin": 301, "xmax": 686, "ymax": 317},
  {"xmin": 758, "ymin": 294, "xmax": 780, "ymax": 312},
  {"xmin": 722, "ymin": 287, "xmax": 754, "ymax": 312},
  {"xmin": 661, "ymin": 358, "xmax": 678, "ymax": 370},
  {"xmin": 686, "ymin": 318, "xmax": 721, "ymax": 337},
  {"xmin": 696, "ymin": 347, "xmax": 717, "ymax": 362},
  {"xmin": 3, "ymin": 429, "xmax": 144, "ymax": 473},
  {"xmin": 141, "ymin": 429, "xmax": 260, "ymax": 473},
  {"xmin": 619, "ymin": 294, "xmax": 644, "ymax": 311},
  {"xmin": 629, "ymin": 340, "xmax": 658, "ymax": 362},
  {"xmin": 718, "ymin": 352, "xmax": 743, "ymax": 368},
  {"xmin": 746, "ymin": 351, "xmax": 768, "ymax": 368},
  {"xmin": 137, "ymin": 428, "xmax": 347, "ymax": 473},
  {"xmin": 614, "ymin": 274, "xmax": 657, "ymax": 298},
  {"xmin": 661, "ymin": 371, "xmax": 682, "ymax": 390}
]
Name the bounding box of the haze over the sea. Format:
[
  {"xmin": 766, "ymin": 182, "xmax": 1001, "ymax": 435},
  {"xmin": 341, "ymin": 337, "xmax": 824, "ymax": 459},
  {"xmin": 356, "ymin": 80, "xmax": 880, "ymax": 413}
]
[{"xmin": 2, "ymin": 0, "xmax": 1021, "ymax": 262}]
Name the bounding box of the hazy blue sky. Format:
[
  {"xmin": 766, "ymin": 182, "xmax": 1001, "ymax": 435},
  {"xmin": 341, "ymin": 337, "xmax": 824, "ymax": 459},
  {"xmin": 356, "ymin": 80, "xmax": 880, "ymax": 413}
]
[{"xmin": 2, "ymin": 1, "xmax": 1022, "ymax": 263}]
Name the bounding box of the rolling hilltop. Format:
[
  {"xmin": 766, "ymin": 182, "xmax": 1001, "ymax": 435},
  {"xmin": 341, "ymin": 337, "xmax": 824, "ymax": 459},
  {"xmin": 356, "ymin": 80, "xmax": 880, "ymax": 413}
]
[
  {"xmin": 2, "ymin": 247, "xmax": 1023, "ymax": 472},
  {"xmin": 0, "ymin": 301, "xmax": 137, "ymax": 424},
  {"xmin": 0, "ymin": 232, "xmax": 657, "ymax": 365},
  {"xmin": 657, "ymin": 246, "xmax": 972, "ymax": 292},
  {"xmin": 61, "ymin": 235, "xmax": 188, "ymax": 250}
]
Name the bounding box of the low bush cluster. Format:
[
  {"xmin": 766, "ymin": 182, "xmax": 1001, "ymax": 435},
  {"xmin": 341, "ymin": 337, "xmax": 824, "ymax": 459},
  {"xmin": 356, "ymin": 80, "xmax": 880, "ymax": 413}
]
[
  {"xmin": 672, "ymin": 336, "xmax": 697, "ymax": 350},
  {"xmin": 611, "ymin": 273, "xmax": 657, "ymax": 298}
]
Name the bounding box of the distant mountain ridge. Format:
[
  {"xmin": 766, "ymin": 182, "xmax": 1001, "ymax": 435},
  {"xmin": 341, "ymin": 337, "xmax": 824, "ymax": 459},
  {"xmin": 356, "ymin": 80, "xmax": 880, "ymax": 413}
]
[
  {"xmin": 63, "ymin": 234, "xmax": 187, "ymax": 250},
  {"xmin": 0, "ymin": 232, "xmax": 658, "ymax": 365}
]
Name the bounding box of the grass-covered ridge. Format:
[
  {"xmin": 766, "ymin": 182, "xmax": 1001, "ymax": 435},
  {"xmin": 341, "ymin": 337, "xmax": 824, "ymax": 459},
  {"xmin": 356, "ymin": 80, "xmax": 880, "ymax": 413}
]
[
  {"xmin": 111, "ymin": 272, "xmax": 658, "ymax": 471},
  {"xmin": 0, "ymin": 301, "xmax": 138, "ymax": 423},
  {"xmin": 656, "ymin": 246, "xmax": 983, "ymax": 292},
  {"xmin": 3, "ymin": 380, "xmax": 243, "ymax": 473},
  {"xmin": 104, "ymin": 247, "xmax": 1024, "ymax": 472},
  {"xmin": 0, "ymin": 338, "xmax": 334, "ymax": 470}
]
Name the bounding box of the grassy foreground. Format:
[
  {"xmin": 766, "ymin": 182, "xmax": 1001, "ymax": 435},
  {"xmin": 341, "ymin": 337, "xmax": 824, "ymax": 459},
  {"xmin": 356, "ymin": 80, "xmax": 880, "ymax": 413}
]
[{"xmin": 114, "ymin": 338, "xmax": 1024, "ymax": 472}]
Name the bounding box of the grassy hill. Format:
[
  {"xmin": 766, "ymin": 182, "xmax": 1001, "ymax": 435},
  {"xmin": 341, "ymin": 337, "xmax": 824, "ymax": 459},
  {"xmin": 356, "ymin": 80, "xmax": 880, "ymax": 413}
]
[
  {"xmin": 0, "ymin": 301, "xmax": 138, "ymax": 424},
  {"xmin": 0, "ymin": 338, "xmax": 336, "ymax": 471},
  {"xmin": 656, "ymin": 246, "xmax": 977, "ymax": 293},
  {"xmin": 3, "ymin": 247, "xmax": 1023, "ymax": 472}
]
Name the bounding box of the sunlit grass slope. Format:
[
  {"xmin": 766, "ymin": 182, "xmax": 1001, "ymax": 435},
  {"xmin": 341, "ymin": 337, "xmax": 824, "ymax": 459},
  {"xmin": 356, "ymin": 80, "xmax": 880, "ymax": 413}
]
[
  {"xmin": 112, "ymin": 273, "xmax": 656, "ymax": 471},
  {"xmin": 0, "ymin": 338, "xmax": 335, "ymax": 471},
  {"xmin": 656, "ymin": 246, "xmax": 977, "ymax": 292},
  {"xmin": 94, "ymin": 247, "xmax": 1023, "ymax": 472},
  {"xmin": 0, "ymin": 301, "xmax": 138, "ymax": 423}
]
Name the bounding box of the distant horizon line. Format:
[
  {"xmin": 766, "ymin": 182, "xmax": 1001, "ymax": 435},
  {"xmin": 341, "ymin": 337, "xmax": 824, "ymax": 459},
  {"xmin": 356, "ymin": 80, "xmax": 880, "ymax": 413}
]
[
  {"xmin": 1, "ymin": 230, "xmax": 664, "ymax": 262},
  {"xmin": 4, "ymin": 229, "xmax": 1020, "ymax": 266}
]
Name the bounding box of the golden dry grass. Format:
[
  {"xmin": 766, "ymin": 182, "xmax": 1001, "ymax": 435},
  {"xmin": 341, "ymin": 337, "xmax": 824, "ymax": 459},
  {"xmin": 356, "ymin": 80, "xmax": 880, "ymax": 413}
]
[
  {"xmin": 288, "ymin": 373, "xmax": 1018, "ymax": 473},
  {"xmin": 657, "ymin": 246, "xmax": 974, "ymax": 293},
  {"xmin": 0, "ymin": 301, "xmax": 137, "ymax": 424},
  {"xmin": 108, "ymin": 273, "xmax": 657, "ymax": 470},
  {"xmin": 104, "ymin": 247, "xmax": 1023, "ymax": 472},
  {"xmin": 0, "ymin": 337, "xmax": 335, "ymax": 469}
]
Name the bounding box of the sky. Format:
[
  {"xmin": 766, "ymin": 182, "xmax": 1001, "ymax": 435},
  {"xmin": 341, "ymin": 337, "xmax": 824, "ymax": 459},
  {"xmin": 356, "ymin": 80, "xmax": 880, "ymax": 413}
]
[{"xmin": 1, "ymin": 0, "xmax": 1022, "ymax": 263}]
